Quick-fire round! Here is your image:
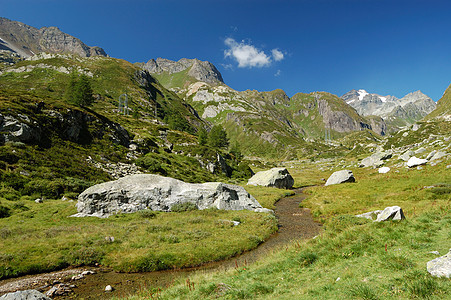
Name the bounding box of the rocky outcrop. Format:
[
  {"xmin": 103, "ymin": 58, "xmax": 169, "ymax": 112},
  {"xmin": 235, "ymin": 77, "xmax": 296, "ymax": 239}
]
[
  {"xmin": 143, "ymin": 58, "xmax": 223, "ymax": 84},
  {"xmin": 427, "ymin": 249, "xmax": 451, "ymax": 278},
  {"xmin": 317, "ymin": 99, "xmax": 371, "ymax": 133},
  {"xmin": 325, "ymin": 170, "xmax": 355, "ymax": 186},
  {"xmin": 0, "ymin": 290, "xmax": 50, "ymax": 300},
  {"xmin": 247, "ymin": 167, "xmax": 294, "ymax": 189},
  {"xmin": 0, "ymin": 17, "xmax": 106, "ymax": 58},
  {"xmin": 0, "ymin": 114, "xmax": 41, "ymax": 143},
  {"xmin": 73, "ymin": 174, "xmax": 271, "ymax": 218}
]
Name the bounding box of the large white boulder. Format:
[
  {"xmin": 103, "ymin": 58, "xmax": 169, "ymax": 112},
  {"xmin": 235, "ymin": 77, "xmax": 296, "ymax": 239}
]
[
  {"xmin": 0, "ymin": 290, "xmax": 50, "ymax": 300},
  {"xmin": 427, "ymin": 249, "xmax": 451, "ymax": 278},
  {"xmin": 406, "ymin": 156, "xmax": 428, "ymax": 168},
  {"xmin": 325, "ymin": 170, "xmax": 355, "ymax": 186},
  {"xmin": 247, "ymin": 167, "xmax": 294, "ymax": 189},
  {"xmin": 378, "ymin": 167, "xmax": 390, "ymax": 174},
  {"xmin": 73, "ymin": 174, "xmax": 271, "ymax": 218}
]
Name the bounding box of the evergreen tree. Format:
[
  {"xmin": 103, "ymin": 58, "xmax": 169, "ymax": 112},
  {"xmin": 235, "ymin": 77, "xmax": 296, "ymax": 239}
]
[
  {"xmin": 208, "ymin": 125, "xmax": 229, "ymax": 149},
  {"xmin": 75, "ymin": 74, "xmax": 94, "ymax": 107},
  {"xmin": 65, "ymin": 73, "xmax": 94, "ymax": 107},
  {"xmin": 198, "ymin": 128, "xmax": 208, "ymax": 146}
]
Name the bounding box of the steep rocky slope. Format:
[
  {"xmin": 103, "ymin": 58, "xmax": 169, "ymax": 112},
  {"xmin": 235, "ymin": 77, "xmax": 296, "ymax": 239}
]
[
  {"xmin": 424, "ymin": 83, "xmax": 451, "ymax": 121},
  {"xmin": 140, "ymin": 57, "xmax": 224, "ymax": 87},
  {"xmin": 0, "ymin": 17, "xmax": 106, "ymax": 60}
]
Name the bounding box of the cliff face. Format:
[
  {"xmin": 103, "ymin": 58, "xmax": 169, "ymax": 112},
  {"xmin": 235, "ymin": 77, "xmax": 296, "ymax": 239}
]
[
  {"xmin": 143, "ymin": 57, "xmax": 224, "ymax": 85},
  {"xmin": 0, "ymin": 17, "xmax": 107, "ymax": 58}
]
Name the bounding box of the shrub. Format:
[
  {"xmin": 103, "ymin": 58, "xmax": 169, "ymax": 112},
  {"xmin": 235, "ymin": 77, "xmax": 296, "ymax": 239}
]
[
  {"xmin": 0, "ymin": 205, "xmax": 11, "ymax": 218},
  {"xmin": 171, "ymin": 202, "xmax": 198, "ymax": 212},
  {"xmin": 138, "ymin": 210, "xmax": 157, "ymax": 219}
]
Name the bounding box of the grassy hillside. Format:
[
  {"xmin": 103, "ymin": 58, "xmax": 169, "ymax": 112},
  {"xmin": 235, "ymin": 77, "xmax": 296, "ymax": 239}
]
[{"xmin": 425, "ymin": 83, "xmax": 451, "ymax": 120}]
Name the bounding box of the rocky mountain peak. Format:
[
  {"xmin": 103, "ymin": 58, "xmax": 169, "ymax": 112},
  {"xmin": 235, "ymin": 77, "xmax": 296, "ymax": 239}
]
[
  {"xmin": 0, "ymin": 17, "xmax": 107, "ymax": 59},
  {"xmin": 341, "ymin": 88, "xmax": 436, "ymax": 131},
  {"xmin": 143, "ymin": 57, "xmax": 224, "ymax": 84}
]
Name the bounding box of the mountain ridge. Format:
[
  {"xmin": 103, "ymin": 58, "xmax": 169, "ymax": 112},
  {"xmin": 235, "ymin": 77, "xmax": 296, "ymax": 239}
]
[{"xmin": 0, "ymin": 17, "xmax": 107, "ymax": 59}]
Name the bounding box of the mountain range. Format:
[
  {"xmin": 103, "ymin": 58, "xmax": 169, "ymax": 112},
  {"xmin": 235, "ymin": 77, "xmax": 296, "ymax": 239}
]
[
  {"xmin": 0, "ymin": 17, "xmax": 448, "ymax": 161},
  {"xmin": 341, "ymin": 89, "xmax": 436, "ymax": 130}
]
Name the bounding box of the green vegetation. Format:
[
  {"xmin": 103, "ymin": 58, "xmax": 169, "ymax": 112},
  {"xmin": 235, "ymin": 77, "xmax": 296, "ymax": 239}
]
[
  {"xmin": 127, "ymin": 159, "xmax": 450, "ymax": 300},
  {"xmin": 65, "ymin": 72, "xmax": 94, "ymax": 107},
  {"xmin": 0, "ymin": 199, "xmax": 278, "ymax": 279},
  {"xmin": 208, "ymin": 125, "xmax": 229, "ymax": 149}
]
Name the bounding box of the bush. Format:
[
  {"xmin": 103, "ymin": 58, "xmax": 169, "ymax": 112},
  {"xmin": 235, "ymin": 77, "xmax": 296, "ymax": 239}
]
[
  {"xmin": 171, "ymin": 202, "xmax": 198, "ymax": 212},
  {"xmin": 0, "ymin": 205, "xmax": 11, "ymax": 218}
]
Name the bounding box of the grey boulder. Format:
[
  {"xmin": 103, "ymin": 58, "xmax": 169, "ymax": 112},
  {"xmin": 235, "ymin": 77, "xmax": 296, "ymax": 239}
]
[
  {"xmin": 375, "ymin": 206, "xmax": 405, "ymax": 222},
  {"xmin": 73, "ymin": 174, "xmax": 271, "ymax": 218},
  {"xmin": 356, "ymin": 206, "xmax": 405, "ymax": 222},
  {"xmin": 427, "ymin": 249, "xmax": 451, "ymax": 278},
  {"xmin": 247, "ymin": 167, "xmax": 294, "ymax": 189},
  {"xmin": 399, "ymin": 150, "xmax": 415, "ymax": 161},
  {"xmin": 0, "ymin": 290, "xmax": 50, "ymax": 300},
  {"xmin": 325, "ymin": 170, "xmax": 355, "ymax": 186},
  {"xmin": 359, "ymin": 152, "xmax": 392, "ymax": 168}
]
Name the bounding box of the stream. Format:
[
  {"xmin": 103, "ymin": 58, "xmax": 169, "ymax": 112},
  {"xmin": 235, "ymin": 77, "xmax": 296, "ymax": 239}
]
[{"xmin": 0, "ymin": 188, "xmax": 322, "ymax": 299}]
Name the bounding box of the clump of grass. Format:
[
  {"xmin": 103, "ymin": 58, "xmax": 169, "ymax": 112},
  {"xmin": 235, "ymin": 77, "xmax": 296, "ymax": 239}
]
[
  {"xmin": 348, "ymin": 283, "xmax": 379, "ymax": 300},
  {"xmin": 171, "ymin": 202, "xmax": 198, "ymax": 212},
  {"xmin": 407, "ymin": 275, "xmax": 439, "ymax": 298}
]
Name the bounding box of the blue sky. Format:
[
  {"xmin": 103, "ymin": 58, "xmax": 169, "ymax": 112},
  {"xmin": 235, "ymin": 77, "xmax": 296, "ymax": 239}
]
[{"xmin": 2, "ymin": 0, "xmax": 450, "ymax": 100}]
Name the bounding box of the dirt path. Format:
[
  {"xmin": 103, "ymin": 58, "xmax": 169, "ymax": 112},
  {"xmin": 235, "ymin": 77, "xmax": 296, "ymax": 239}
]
[{"xmin": 0, "ymin": 188, "xmax": 322, "ymax": 299}]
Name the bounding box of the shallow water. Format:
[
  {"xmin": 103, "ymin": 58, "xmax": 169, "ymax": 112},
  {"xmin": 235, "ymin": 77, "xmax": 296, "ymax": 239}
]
[{"xmin": 0, "ymin": 189, "xmax": 322, "ymax": 299}]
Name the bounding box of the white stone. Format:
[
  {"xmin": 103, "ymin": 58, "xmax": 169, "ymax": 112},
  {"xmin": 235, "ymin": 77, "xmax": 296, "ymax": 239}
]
[
  {"xmin": 378, "ymin": 167, "xmax": 390, "ymax": 173},
  {"xmin": 105, "ymin": 285, "xmax": 114, "ymax": 292},
  {"xmin": 325, "ymin": 170, "xmax": 355, "ymax": 186},
  {"xmin": 427, "ymin": 249, "xmax": 451, "ymax": 278},
  {"xmin": 406, "ymin": 156, "xmax": 428, "ymax": 168},
  {"xmin": 376, "ymin": 206, "xmax": 405, "ymax": 222}
]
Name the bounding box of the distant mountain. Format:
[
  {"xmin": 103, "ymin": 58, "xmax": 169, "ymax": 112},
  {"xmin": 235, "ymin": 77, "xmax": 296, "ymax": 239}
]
[
  {"xmin": 0, "ymin": 17, "xmax": 107, "ymax": 59},
  {"xmin": 341, "ymin": 89, "xmax": 436, "ymax": 130},
  {"xmin": 141, "ymin": 58, "xmax": 224, "ymax": 86}
]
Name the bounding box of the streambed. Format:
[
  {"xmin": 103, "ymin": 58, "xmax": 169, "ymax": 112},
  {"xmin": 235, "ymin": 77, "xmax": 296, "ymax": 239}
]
[{"xmin": 0, "ymin": 189, "xmax": 322, "ymax": 299}]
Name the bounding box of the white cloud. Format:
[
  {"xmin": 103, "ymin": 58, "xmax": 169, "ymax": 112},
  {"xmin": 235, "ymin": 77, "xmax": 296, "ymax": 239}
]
[
  {"xmin": 224, "ymin": 38, "xmax": 272, "ymax": 68},
  {"xmin": 221, "ymin": 63, "xmax": 234, "ymax": 70},
  {"xmin": 272, "ymin": 49, "xmax": 284, "ymax": 61},
  {"xmin": 274, "ymin": 70, "xmax": 281, "ymax": 77}
]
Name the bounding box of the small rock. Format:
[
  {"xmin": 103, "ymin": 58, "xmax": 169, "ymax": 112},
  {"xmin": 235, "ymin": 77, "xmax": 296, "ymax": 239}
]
[
  {"xmin": 35, "ymin": 198, "xmax": 43, "ymax": 203},
  {"xmin": 232, "ymin": 221, "xmax": 240, "ymax": 226},
  {"xmin": 356, "ymin": 210, "xmax": 382, "ymax": 220},
  {"xmin": 414, "ymin": 147, "xmax": 427, "ymax": 155},
  {"xmin": 105, "ymin": 236, "xmax": 115, "ymax": 243},
  {"xmin": 427, "ymin": 249, "xmax": 451, "ymax": 278},
  {"xmin": 429, "ymin": 251, "xmax": 440, "ymax": 255},
  {"xmin": 417, "ymin": 166, "xmax": 423, "ymax": 170},
  {"xmin": 61, "ymin": 196, "xmax": 69, "ymax": 201},
  {"xmin": 336, "ymin": 277, "xmax": 341, "ymax": 282},
  {"xmin": 81, "ymin": 270, "xmax": 95, "ymax": 276},
  {"xmin": 378, "ymin": 167, "xmax": 390, "ymax": 174},
  {"xmin": 105, "ymin": 285, "xmax": 114, "ymax": 292}
]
